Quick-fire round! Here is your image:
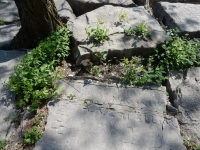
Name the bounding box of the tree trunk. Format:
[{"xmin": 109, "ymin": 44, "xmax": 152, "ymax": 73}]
[{"xmin": 11, "ymin": 0, "xmax": 63, "ymax": 49}]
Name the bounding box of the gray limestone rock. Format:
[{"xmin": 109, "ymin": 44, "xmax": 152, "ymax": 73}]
[
  {"xmin": 66, "ymin": 0, "xmax": 136, "ymax": 16},
  {"xmin": 171, "ymin": 67, "xmax": 200, "ymax": 145},
  {"xmin": 0, "ymin": 50, "xmax": 26, "ymax": 140},
  {"xmin": 166, "ymin": 70, "xmax": 184, "ymax": 103},
  {"xmin": 67, "ymin": 5, "xmax": 170, "ymax": 64},
  {"xmin": 33, "ymin": 80, "xmax": 186, "ymax": 150},
  {"xmin": 54, "ymin": 0, "xmax": 76, "ymax": 23},
  {"xmin": 153, "ymin": 2, "xmax": 200, "ymax": 38},
  {"xmin": 0, "ymin": 1, "xmax": 19, "ymax": 23},
  {"xmin": 0, "ymin": 23, "xmax": 20, "ymax": 50}
]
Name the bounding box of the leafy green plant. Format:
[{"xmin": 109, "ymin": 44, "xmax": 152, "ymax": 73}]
[
  {"xmin": 0, "ymin": 140, "xmax": 6, "ymax": 150},
  {"xmin": 0, "ymin": 19, "xmax": 4, "ymax": 25},
  {"xmin": 12, "ymin": 114, "xmax": 19, "ymax": 122},
  {"xmin": 67, "ymin": 94, "xmax": 75, "ymax": 100},
  {"xmin": 23, "ymin": 126, "xmax": 42, "ymax": 145},
  {"xmin": 35, "ymin": 116, "xmax": 41, "ymax": 125},
  {"xmin": 107, "ymin": 79, "xmax": 113, "ymax": 84},
  {"xmin": 8, "ymin": 27, "xmax": 71, "ymax": 113},
  {"xmin": 85, "ymin": 19, "xmax": 109, "ymax": 44},
  {"xmin": 154, "ymin": 29, "xmax": 200, "ymax": 70},
  {"xmin": 94, "ymin": 49, "xmax": 108, "ymax": 63},
  {"xmin": 121, "ymin": 56, "xmax": 166, "ymax": 86},
  {"xmin": 119, "ymin": 10, "xmax": 128, "ymax": 22},
  {"xmin": 125, "ymin": 21, "xmax": 150, "ymax": 38},
  {"xmin": 182, "ymin": 132, "xmax": 200, "ymax": 150},
  {"xmin": 90, "ymin": 66, "xmax": 101, "ymax": 76}
]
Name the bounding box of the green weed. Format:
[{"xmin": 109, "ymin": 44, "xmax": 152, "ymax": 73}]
[
  {"xmin": 12, "ymin": 114, "xmax": 19, "ymax": 122},
  {"xmin": 121, "ymin": 56, "xmax": 166, "ymax": 86},
  {"xmin": 90, "ymin": 66, "xmax": 101, "ymax": 76},
  {"xmin": 0, "ymin": 19, "xmax": 4, "ymax": 25},
  {"xmin": 67, "ymin": 94, "xmax": 76, "ymax": 100},
  {"xmin": 119, "ymin": 10, "xmax": 128, "ymax": 22},
  {"xmin": 0, "ymin": 140, "xmax": 6, "ymax": 150},
  {"xmin": 23, "ymin": 126, "xmax": 42, "ymax": 145},
  {"xmin": 94, "ymin": 49, "xmax": 108, "ymax": 63},
  {"xmin": 125, "ymin": 21, "xmax": 150, "ymax": 38},
  {"xmin": 8, "ymin": 27, "xmax": 71, "ymax": 113},
  {"xmin": 85, "ymin": 19, "xmax": 109, "ymax": 44},
  {"xmin": 154, "ymin": 29, "xmax": 200, "ymax": 70}
]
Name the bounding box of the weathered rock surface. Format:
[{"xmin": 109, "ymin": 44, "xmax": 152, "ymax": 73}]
[
  {"xmin": 33, "ymin": 80, "xmax": 186, "ymax": 150},
  {"xmin": 0, "ymin": 1, "xmax": 19, "ymax": 23},
  {"xmin": 66, "ymin": 0, "xmax": 136, "ymax": 16},
  {"xmin": 135, "ymin": 0, "xmax": 200, "ymax": 6},
  {"xmin": 0, "ymin": 50, "xmax": 26, "ymax": 140},
  {"xmin": 54, "ymin": 0, "xmax": 76, "ymax": 23},
  {"xmin": 153, "ymin": 2, "xmax": 200, "ymax": 38},
  {"xmin": 0, "ymin": 23, "xmax": 20, "ymax": 50},
  {"xmin": 167, "ymin": 70, "xmax": 184, "ymax": 102},
  {"xmin": 168, "ymin": 67, "xmax": 200, "ymax": 145},
  {"xmin": 67, "ymin": 5, "xmax": 170, "ymax": 64}
]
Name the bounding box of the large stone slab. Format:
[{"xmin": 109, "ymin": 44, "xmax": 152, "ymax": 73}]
[
  {"xmin": 153, "ymin": 2, "xmax": 200, "ymax": 38},
  {"xmin": 0, "ymin": 50, "xmax": 26, "ymax": 140},
  {"xmin": 66, "ymin": 0, "xmax": 136, "ymax": 16},
  {"xmin": 0, "ymin": 23, "xmax": 20, "ymax": 50},
  {"xmin": 0, "ymin": 1, "xmax": 19, "ymax": 23},
  {"xmin": 167, "ymin": 67, "xmax": 200, "ymax": 145},
  {"xmin": 67, "ymin": 5, "xmax": 170, "ymax": 64},
  {"xmin": 33, "ymin": 80, "xmax": 186, "ymax": 150}
]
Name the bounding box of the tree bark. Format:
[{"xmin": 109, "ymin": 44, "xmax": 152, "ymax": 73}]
[{"xmin": 11, "ymin": 0, "xmax": 63, "ymax": 49}]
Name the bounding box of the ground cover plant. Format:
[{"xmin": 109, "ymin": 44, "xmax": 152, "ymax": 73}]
[
  {"xmin": 85, "ymin": 19, "xmax": 109, "ymax": 44},
  {"xmin": 125, "ymin": 21, "xmax": 150, "ymax": 38},
  {"xmin": 0, "ymin": 19, "xmax": 4, "ymax": 25},
  {"xmin": 118, "ymin": 10, "xmax": 128, "ymax": 22},
  {"xmin": 23, "ymin": 126, "xmax": 42, "ymax": 146},
  {"xmin": 153, "ymin": 29, "xmax": 200, "ymax": 70},
  {"xmin": 8, "ymin": 26, "xmax": 71, "ymax": 113},
  {"xmin": 0, "ymin": 140, "xmax": 6, "ymax": 150}
]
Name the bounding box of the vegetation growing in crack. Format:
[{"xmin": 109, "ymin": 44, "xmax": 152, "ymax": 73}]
[
  {"xmin": 153, "ymin": 29, "xmax": 200, "ymax": 70},
  {"xmin": 0, "ymin": 19, "xmax": 4, "ymax": 25},
  {"xmin": 121, "ymin": 56, "xmax": 166, "ymax": 86},
  {"xmin": 0, "ymin": 140, "xmax": 6, "ymax": 150},
  {"xmin": 67, "ymin": 94, "xmax": 76, "ymax": 100},
  {"xmin": 125, "ymin": 21, "xmax": 150, "ymax": 38},
  {"xmin": 8, "ymin": 27, "xmax": 71, "ymax": 113},
  {"xmin": 94, "ymin": 49, "xmax": 108, "ymax": 63},
  {"xmin": 23, "ymin": 126, "xmax": 42, "ymax": 146},
  {"xmin": 85, "ymin": 19, "xmax": 109, "ymax": 44}
]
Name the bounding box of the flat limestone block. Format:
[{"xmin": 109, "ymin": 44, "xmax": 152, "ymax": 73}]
[
  {"xmin": 66, "ymin": 0, "xmax": 136, "ymax": 16},
  {"xmin": 0, "ymin": 50, "xmax": 26, "ymax": 140},
  {"xmin": 173, "ymin": 67, "xmax": 200, "ymax": 145},
  {"xmin": 33, "ymin": 80, "xmax": 186, "ymax": 150},
  {"xmin": 67, "ymin": 5, "xmax": 169, "ymax": 64},
  {"xmin": 0, "ymin": 1, "xmax": 19, "ymax": 23},
  {"xmin": 0, "ymin": 23, "xmax": 20, "ymax": 50},
  {"xmin": 166, "ymin": 70, "xmax": 184, "ymax": 102},
  {"xmin": 153, "ymin": 2, "xmax": 200, "ymax": 38}
]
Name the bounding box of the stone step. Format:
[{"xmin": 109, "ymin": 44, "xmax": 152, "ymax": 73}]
[
  {"xmin": 67, "ymin": 5, "xmax": 170, "ymax": 64},
  {"xmin": 33, "ymin": 80, "xmax": 186, "ymax": 150},
  {"xmin": 153, "ymin": 2, "xmax": 200, "ymax": 38}
]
